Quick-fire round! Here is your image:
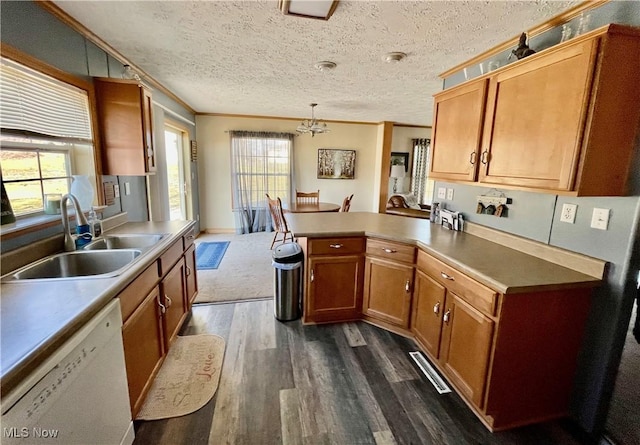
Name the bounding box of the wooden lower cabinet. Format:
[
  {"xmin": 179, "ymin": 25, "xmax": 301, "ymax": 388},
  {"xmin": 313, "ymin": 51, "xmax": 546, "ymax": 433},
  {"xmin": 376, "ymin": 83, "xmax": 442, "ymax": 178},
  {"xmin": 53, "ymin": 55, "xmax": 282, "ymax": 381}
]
[
  {"xmin": 122, "ymin": 286, "xmax": 164, "ymax": 416},
  {"xmin": 411, "ymin": 269, "xmax": 446, "ymax": 357},
  {"xmin": 439, "ymin": 293, "xmax": 494, "ymax": 408},
  {"xmin": 363, "ymin": 257, "xmax": 413, "ymax": 328},
  {"xmin": 305, "ymin": 255, "xmax": 364, "ymax": 323},
  {"xmin": 161, "ymin": 257, "xmax": 188, "ymax": 347}
]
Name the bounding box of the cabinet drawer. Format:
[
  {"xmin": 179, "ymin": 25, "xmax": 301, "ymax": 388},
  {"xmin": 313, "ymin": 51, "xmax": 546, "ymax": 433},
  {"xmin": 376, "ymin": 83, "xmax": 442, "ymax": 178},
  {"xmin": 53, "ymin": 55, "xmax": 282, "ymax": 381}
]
[
  {"xmin": 308, "ymin": 237, "xmax": 364, "ymax": 255},
  {"xmin": 119, "ymin": 262, "xmax": 160, "ymax": 322},
  {"xmin": 183, "ymin": 227, "xmax": 196, "ymax": 250},
  {"xmin": 366, "ymin": 238, "xmax": 415, "ymax": 264},
  {"xmin": 159, "ymin": 239, "xmax": 184, "ymax": 276},
  {"xmin": 417, "ymin": 250, "xmax": 498, "ymax": 316}
]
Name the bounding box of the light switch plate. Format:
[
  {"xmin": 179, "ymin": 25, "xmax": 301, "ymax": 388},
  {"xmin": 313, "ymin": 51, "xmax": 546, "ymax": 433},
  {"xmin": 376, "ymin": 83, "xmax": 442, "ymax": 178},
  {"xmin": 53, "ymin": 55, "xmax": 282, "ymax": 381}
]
[
  {"xmin": 437, "ymin": 187, "xmax": 446, "ymax": 199},
  {"xmin": 124, "ymin": 182, "xmax": 131, "ymax": 195},
  {"xmin": 591, "ymin": 208, "xmax": 610, "ymax": 230},
  {"xmin": 446, "ymin": 188, "xmax": 454, "ymax": 200},
  {"xmin": 560, "ymin": 203, "xmax": 577, "ymax": 223}
]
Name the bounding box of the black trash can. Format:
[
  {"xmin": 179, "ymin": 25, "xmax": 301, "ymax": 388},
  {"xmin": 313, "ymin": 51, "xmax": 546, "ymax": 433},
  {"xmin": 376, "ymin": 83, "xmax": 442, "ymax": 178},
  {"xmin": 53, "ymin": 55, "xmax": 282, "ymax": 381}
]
[{"xmin": 272, "ymin": 243, "xmax": 304, "ymax": 321}]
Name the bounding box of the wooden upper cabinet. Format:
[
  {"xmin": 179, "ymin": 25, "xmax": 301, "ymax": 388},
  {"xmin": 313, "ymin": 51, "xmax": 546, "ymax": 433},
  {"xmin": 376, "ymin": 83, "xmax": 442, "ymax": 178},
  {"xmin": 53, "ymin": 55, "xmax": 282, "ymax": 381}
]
[
  {"xmin": 479, "ymin": 39, "xmax": 597, "ymax": 191},
  {"xmin": 94, "ymin": 78, "xmax": 156, "ymax": 175},
  {"xmin": 429, "ymin": 79, "xmax": 488, "ymax": 182},
  {"xmin": 435, "ymin": 24, "xmax": 640, "ymax": 196}
]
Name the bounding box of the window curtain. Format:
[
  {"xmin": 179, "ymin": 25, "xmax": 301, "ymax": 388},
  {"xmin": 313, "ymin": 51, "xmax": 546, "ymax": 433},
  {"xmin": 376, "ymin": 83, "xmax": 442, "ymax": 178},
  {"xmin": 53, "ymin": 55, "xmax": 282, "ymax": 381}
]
[
  {"xmin": 230, "ymin": 131, "xmax": 295, "ymax": 234},
  {"xmin": 410, "ymin": 138, "xmax": 431, "ymax": 204}
]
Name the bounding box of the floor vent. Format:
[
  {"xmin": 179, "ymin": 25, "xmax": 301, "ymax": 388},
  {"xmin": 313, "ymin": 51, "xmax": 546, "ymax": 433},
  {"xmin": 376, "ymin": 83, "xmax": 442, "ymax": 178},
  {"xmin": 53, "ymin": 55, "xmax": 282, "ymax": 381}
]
[{"xmin": 409, "ymin": 351, "xmax": 451, "ymax": 394}]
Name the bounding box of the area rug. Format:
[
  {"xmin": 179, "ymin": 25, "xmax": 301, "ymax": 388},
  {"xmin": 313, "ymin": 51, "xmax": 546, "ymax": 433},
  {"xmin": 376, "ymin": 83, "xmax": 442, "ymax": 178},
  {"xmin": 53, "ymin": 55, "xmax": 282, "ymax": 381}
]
[
  {"xmin": 194, "ymin": 232, "xmax": 275, "ymax": 303},
  {"xmin": 136, "ymin": 334, "xmax": 226, "ymax": 420},
  {"xmin": 196, "ymin": 241, "xmax": 230, "ymax": 270}
]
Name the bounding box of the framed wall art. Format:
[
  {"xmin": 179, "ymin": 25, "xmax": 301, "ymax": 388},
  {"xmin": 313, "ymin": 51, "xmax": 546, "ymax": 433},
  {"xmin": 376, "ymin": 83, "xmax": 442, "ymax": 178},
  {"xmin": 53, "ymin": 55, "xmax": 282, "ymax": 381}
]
[
  {"xmin": 317, "ymin": 149, "xmax": 356, "ymax": 179},
  {"xmin": 390, "ymin": 152, "xmax": 410, "ymax": 173}
]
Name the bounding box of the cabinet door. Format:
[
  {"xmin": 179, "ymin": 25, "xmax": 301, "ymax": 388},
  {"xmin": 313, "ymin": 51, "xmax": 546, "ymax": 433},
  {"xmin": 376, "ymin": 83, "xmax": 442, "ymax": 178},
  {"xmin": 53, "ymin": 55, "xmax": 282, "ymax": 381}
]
[
  {"xmin": 479, "ymin": 40, "xmax": 597, "ymax": 191},
  {"xmin": 122, "ymin": 286, "xmax": 164, "ymax": 416},
  {"xmin": 440, "ymin": 293, "xmax": 494, "ymax": 408},
  {"xmin": 429, "ymin": 79, "xmax": 488, "ymax": 182},
  {"xmin": 363, "ymin": 257, "xmax": 413, "ymax": 328},
  {"xmin": 411, "ymin": 269, "xmax": 446, "ymax": 358},
  {"xmin": 306, "ymin": 255, "xmax": 364, "ymax": 323},
  {"xmin": 161, "ymin": 257, "xmax": 187, "ymax": 346},
  {"xmin": 95, "ymin": 78, "xmax": 155, "ymax": 176},
  {"xmin": 184, "ymin": 244, "xmax": 198, "ymax": 307}
]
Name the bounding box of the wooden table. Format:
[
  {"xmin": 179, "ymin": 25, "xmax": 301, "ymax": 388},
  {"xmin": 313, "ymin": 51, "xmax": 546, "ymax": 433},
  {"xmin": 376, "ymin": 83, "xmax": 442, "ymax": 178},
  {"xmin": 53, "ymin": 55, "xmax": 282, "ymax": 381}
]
[{"xmin": 282, "ymin": 201, "xmax": 340, "ymax": 213}]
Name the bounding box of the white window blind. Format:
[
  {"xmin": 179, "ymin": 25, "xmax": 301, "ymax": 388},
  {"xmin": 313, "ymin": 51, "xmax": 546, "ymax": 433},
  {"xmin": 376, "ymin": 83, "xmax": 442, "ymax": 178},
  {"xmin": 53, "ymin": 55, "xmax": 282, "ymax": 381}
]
[{"xmin": 0, "ymin": 57, "xmax": 92, "ymax": 141}]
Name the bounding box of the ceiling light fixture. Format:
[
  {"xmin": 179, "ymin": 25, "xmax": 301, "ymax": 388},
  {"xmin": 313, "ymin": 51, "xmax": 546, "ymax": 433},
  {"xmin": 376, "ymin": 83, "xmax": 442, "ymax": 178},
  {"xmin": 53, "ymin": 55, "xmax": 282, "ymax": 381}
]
[
  {"xmin": 384, "ymin": 52, "xmax": 407, "ymax": 63},
  {"xmin": 296, "ymin": 103, "xmax": 330, "ymax": 137},
  {"xmin": 314, "ymin": 61, "xmax": 337, "ymax": 71},
  {"xmin": 279, "ymin": 0, "xmax": 339, "ymax": 20}
]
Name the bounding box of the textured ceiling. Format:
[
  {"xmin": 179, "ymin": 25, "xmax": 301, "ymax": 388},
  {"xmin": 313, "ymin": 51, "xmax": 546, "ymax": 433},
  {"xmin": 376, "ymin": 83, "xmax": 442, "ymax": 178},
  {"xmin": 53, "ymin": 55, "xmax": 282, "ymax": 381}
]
[{"xmin": 53, "ymin": 0, "xmax": 579, "ymax": 126}]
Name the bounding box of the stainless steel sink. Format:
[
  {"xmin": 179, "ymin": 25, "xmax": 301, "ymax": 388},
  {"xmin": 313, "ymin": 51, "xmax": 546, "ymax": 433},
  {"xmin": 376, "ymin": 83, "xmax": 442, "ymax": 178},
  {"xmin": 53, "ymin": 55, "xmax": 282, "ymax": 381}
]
[
  {"xmin": 3, "ymin": 250, "xmax": 142, "ymax": 281},
  {"xmin": 82, "ymin": 233, "xmax": 167, "ymax": 251}
]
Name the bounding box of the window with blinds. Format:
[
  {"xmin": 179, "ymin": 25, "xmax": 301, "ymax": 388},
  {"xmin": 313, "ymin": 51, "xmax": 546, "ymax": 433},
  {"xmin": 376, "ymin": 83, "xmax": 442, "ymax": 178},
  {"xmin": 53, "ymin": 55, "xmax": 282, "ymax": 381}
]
[{"xmin": 0, "ymin": 57, "xmax": 94, "ymax": 218}]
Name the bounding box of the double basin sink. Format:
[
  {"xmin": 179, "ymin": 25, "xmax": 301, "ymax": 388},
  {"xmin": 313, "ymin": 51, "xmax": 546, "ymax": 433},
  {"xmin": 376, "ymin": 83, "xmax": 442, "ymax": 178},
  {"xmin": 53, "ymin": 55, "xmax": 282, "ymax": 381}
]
[{"xmin": 3, "ymin": 233, "xmax": 168, "ymax": 281}]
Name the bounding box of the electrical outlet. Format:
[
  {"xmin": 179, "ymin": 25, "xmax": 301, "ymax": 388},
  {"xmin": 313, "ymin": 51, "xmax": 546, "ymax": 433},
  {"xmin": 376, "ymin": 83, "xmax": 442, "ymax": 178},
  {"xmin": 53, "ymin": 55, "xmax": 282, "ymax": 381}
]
[
  {"xmin": 113, "ymin": 184, "xmax": 120, "ymax": 198},
  {"xmin": 590, "ymin": 208, "xmax": 610, "ymax": 230},
  {"xmin": 446, "ymin": 188, "xmax": 454, "ymax": 200},
  {"xmin": 560, "ymin": 203, "xmax": 577, "ymax": 223},
  {"xmin": 437, "ymin": 187, "xmax": 446, "ymax": 199}
]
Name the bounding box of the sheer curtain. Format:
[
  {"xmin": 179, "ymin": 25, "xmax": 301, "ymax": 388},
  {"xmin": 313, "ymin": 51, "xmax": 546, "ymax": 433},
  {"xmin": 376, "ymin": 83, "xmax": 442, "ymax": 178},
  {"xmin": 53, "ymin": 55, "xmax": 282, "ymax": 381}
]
[
  {"xmin": 410, "ymin": 138, "xmax": 432, "ymax": 204},
  {"xmin": 230, "ymin": 131, "xmax": 295, "ymax": 234}
]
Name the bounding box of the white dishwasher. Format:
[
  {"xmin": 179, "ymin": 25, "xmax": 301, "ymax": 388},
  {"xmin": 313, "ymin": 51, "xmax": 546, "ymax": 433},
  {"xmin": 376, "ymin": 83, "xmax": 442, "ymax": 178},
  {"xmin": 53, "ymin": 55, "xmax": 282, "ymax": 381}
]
[{"xmin": 1, "ymin": 299, "xmax": 135, "ymax": 445}]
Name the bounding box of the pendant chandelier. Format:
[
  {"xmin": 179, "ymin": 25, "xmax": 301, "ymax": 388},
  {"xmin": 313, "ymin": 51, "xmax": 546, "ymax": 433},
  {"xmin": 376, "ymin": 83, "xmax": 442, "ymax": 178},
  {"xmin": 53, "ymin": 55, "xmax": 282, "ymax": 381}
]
[{"xmin": 296, "ymin": 103, "xmax": 329, "ymax": 137}]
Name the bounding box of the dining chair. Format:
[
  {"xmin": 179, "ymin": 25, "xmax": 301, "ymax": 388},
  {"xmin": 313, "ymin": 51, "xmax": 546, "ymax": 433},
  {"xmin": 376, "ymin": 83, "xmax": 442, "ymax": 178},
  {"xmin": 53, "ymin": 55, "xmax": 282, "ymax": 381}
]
[
  {"xmin": 295, "ymin": 190, "xmax": 320, "ymax": 205},
  {"xmin": 340, "ymin": 194, "xmax": 353, "ymax": 212},
  {"xmin": 266, "ymin": 194, "xmax": 294, "ymax": 249}
]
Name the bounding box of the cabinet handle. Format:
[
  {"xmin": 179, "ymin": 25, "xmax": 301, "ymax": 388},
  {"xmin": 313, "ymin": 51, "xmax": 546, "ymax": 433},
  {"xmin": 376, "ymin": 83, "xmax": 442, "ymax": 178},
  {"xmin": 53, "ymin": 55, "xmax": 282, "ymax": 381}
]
[
  {"xmin": 443, "ymin": 309, "xmax": 451, "ymax": 324},
  {"xmin": 158, "ymin": 297, "xmax": 166, "ymax": 315},
  {"xmin": 186, "ymin": 266, "xmax": 192, "ymax": 276},
  {"xmin": 186, "ymin": 235, "xmax": 195, "ymax": 240},
  {"xmin": 469, "ymin": 151, "xmax": 477, "ymax": 165},
  {"xmin": 310, "ymin": 269, "xmax": 315, "ymax": 282},
  {"xmin": 382, "ymin": 248, "xmax": 397, "ymax": 254},
  {"xmin": 329, "ymin": 244, "xmax": 343, "ymax": 249},
  {"xmin": 405, "ymin": 279, "xmax": 411, "ymax": 293},
  {"xmin": 440, "ymin": 272, "xmax": 455, "ymax": 281},
  {"xmin": 164, "ymin": 295, "xmax": 172, "ymax": 308},
  {"xmin": 433, "ymin": 301, "xmax": 440, "ymax": 315},
  {"xmin": 481, "ymin": 150, "xmax": 489, "ymax": 165}
]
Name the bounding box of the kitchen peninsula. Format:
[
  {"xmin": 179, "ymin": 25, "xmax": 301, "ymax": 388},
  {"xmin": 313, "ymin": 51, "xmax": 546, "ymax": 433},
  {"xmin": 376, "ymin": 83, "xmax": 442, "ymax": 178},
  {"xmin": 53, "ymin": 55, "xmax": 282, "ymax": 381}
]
[{"xmin": 287, "ymin": 212, "xmax": 605, "ymax": 431}]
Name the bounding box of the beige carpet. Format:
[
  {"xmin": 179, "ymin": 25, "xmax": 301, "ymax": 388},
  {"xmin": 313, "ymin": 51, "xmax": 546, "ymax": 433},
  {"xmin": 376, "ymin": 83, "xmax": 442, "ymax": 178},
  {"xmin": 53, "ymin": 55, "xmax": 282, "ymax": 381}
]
[
  {"xmin": 136, "ymin": 335, "xmax": 225, "ymax": 420},
  {"xmin": 194, "ymin": 231, "xmax": 275, "ymax": 303}
]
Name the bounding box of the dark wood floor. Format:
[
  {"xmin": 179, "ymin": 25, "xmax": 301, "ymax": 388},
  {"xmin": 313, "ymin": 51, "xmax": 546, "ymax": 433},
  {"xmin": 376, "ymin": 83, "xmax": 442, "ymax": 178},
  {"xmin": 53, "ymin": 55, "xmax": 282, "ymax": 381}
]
[{"xmin": 133, "ymin": 299, "xmax": 595, "ymax": 445}]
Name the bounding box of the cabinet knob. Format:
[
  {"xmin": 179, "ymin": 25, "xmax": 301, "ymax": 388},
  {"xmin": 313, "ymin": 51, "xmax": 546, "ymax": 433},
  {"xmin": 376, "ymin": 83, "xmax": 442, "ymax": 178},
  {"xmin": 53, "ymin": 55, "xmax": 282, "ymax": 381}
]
[
  {"xmin": 440, "ymin": 271, "xmax": 455, "ymax": 281},
  {"xmin": 481, "ymin": 150, "xmax": 489, "ymax": 165},
  {"xmin": 329, "ymin": 244, "xmax": 343, "ymax": 249},
  {"xmin": 469, "ymin": 151, "xmax": 477, "ymax": 165},
  {"xmin": 443, "ymin": 309, "xmax": 451, "ymax": 324},
  {"xmin": 310, "ymin": 269, "xmax": 315, "ymax": 282},
  {"xmin": 382, "ymin": 248, "xmax": 397, "ymax": 254},
  {"xmin": 164, "ymin": 295, "xmax": 172, "ymax": 308},
  {"xmin": 433, "ymin": 301, "xmax": 441, "ymax": 315},
  {"xmin": 405, "ymin": 279, "xmax": 411, "ymax": 293}
]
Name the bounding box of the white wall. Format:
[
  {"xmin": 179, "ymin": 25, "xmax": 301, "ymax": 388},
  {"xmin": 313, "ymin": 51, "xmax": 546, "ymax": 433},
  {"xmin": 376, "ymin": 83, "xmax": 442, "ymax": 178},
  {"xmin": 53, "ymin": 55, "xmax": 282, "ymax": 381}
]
[
  {"xmin": 196, "ymin": 115, "xmax": 383, "ymax": 231},
  {"xmin": 389, "ymin": 126, "xmax": 432, "ymax": 196}
]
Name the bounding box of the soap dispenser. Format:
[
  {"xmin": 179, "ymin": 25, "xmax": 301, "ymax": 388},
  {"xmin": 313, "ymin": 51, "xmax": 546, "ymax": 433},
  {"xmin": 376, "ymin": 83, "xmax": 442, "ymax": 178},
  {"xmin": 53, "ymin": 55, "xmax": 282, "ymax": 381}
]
[{"xmin": 87, "ymin": 207, "xmax": 103, "ymax": 238}]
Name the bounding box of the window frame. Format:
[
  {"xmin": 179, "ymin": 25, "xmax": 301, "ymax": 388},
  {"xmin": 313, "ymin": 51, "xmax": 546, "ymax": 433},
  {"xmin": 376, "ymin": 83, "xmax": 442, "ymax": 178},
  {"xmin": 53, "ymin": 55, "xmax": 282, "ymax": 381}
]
[{"xmin": 0, "ymin": 43, "xmax": 103, "ymax": 239}]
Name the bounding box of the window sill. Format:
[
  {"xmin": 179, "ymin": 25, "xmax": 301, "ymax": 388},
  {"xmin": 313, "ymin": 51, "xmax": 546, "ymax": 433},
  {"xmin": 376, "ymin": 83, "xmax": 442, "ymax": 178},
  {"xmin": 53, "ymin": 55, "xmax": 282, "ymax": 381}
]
[{"xmin": 0, "ymin": 214, "xmax": 65, "ymax": 240}]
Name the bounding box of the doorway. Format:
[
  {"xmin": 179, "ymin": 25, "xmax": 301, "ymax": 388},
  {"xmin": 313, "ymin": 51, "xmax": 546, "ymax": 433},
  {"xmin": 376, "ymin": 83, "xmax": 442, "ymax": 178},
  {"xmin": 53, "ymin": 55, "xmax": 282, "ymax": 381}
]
[{"xmin": 164, "ymin": 126, "xmax": 186, "ymax": 220}]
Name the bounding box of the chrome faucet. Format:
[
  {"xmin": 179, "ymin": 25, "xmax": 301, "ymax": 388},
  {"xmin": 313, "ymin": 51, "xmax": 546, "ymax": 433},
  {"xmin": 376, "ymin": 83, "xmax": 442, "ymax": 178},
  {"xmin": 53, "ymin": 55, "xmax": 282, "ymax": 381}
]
[{"xmin": 61, "ymin": 194, "xmax": 90, "ymax": 251}]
